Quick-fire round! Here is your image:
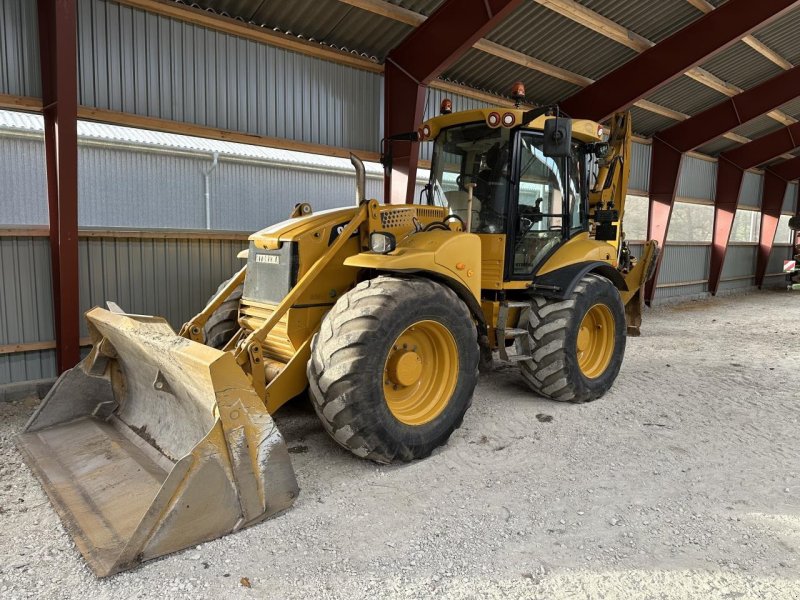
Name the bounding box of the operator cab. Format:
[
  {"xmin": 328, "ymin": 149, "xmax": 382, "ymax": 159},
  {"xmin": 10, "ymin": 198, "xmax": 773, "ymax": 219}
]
[{"xmin": 425, "ymin": 115, "xmax": 595, "ymax": 281}]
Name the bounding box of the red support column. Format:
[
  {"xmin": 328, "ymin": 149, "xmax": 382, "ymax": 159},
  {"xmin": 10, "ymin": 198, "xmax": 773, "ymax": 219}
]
[
  {"xmin": 383, "ymin": 62, "xmax": 427, "ymax": 204},
  {"xmin": 383, "ymin": 0, "xmax": 522, "ymax": 203},
  {"xmin": 708, "ymin": 159, "xmax": 745, "ymax": 295},
  {"xmin": 755, "ymin": 170, "xmax": 789, "ymax": 288},
  {"xmin": 38, "ymin": 0, "xmax": 80, "ymax": 372},
  {"xmin": 559, "ymin": 0, "xmax": 800, "ymax": 122},
  {"xmin": 644, "ymin": 138, "xmax": 683, "ymax": 304}
]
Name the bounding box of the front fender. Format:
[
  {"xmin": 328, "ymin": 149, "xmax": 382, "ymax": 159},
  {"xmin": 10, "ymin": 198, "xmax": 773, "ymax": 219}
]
[
  {"xmin": 532, "ymin": 261, "xmax": 628, "ymax": 300},
  {"xmin": 343, "ymin": 230, "xmax": 482, "ymax": 302}
]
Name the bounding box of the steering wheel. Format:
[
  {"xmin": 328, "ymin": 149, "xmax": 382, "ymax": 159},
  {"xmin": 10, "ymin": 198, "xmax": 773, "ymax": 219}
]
[
  {"xmin": 444, "ymin": 214, "xmax": 467, "ymax": 230},
  {"xmin": 456, "ymin": 174, "xmax": 473, "ymax": 191}
]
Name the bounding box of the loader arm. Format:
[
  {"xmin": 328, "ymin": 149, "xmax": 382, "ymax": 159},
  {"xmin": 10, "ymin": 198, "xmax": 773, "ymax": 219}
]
[
  {"xmin": 590, "ymin": 111, "xmax": 658, "ymax": 334},
  {"xmin": 589, "ymin": 111, "xmax": 632, "ymax": 254}
]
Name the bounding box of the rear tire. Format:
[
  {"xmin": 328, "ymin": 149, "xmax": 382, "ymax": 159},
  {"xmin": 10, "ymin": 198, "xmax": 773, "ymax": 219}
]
[
  {"xmin": 307, "ymin": 276, "xmax": 479, "ymax": 463},
  {"xmin": 518, "ymin": 274, "xmax": 625, "ymax": 403},
  {"xmin": 202, "ymin": 278, "xmax": 243, "ymax": 349}
]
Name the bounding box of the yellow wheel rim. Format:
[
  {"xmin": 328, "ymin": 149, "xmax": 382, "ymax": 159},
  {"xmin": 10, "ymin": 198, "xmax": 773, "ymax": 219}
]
[
  {"xmin": 576, "ymin": 303, "xmax": 615, "ymax": 379},
  {"xmin": 383, "ymin": 320, "xmax": 459, "ymax": 426}
]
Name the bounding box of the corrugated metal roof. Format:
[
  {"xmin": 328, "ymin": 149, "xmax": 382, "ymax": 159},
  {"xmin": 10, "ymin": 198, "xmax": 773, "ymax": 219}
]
[
  {"xmin": 645, "ymin": 75, "xmax": 728, "ymax": 117},
  {"xmin": 777, "ymin": 97, "xmax": 800, "ymax": 120},
  {"xmin": 752, "ymin": 6, "xmax": 800, "ymax": 65},
  {"xmin": 392, "ymin": 0, "xmax": 444, "ymax": 15},
  {"xmin": 580, "ymin": 0, "xmax": 700, "ymax": 43},
  {"xmin": 181, "ymin": 0, "xmax": 404, "ymax": 59},
  {"xmin": 629, "ymin": 106, "xmax": 678, "ymax": 138},
  {"xmin": 0, "ymin": 109, "xmax": 388, "ymax": 175},
  {"xmin": 696, "ymin": 137, "xmax": 740, "ymax": 157},
  {"xmin": 487, "ymin": 1, "xmax": 636, "ymax": 80},
  {"xmin": 443, "ymin": 48, "xmax": 580, "ymax": 105},
  {"xmin": 700, "ymin": 41, "xmax": 784, "ymax": 90},
  {"xmin": 730, "ymin": 115, "xmax": 784, "ymax": 140}
]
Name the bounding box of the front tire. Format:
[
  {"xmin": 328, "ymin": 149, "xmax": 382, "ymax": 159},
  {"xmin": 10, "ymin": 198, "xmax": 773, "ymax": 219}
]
[
  {"xmin": 307, "ymin": 276, "xmax": 479, "ymax": 463},
  {"xmin": 202, "ymin": 277, "xmax": 243, "ymax": 349},
  {"xmin": 518, "ymin": 274, "xmax": 626, "ymax": 403}
]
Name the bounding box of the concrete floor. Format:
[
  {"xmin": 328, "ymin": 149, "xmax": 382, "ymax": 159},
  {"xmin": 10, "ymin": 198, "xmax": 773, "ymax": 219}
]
[{"xmin": 1, "ymin": 289, "xmax": 799, "ymax": 599}]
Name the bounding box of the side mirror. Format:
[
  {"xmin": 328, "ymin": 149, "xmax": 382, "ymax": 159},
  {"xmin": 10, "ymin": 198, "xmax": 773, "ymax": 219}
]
[
  {"xmin": 590, "ymin": 142, "xmax": 610, "ymax": 158},
  {"xmin": 543, "ymin": 117, "xmax": 572, "ymax": 158}
]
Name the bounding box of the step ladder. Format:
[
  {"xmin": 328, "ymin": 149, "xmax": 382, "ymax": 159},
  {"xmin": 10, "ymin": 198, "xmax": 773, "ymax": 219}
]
[{"xmin": 496, "ymin": 300, "xmax": 533, "ymax": 363}]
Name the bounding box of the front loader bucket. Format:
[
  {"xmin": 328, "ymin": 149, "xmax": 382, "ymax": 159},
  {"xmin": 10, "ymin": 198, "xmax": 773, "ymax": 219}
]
[{"xmin": 16, "ymin": 308, "xmax": 298, "ymax": 577}]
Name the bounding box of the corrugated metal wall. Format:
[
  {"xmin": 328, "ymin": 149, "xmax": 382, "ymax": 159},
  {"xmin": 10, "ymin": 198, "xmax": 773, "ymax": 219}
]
[
  {"xmin": 0, "ymin": 233, "xmax": 246, "ymax": 384},
  {"xmin": 0, "ymin": 132, "xmax": 387, "ymax": 229},
  {"xmin": 784, "ymin": 182, "xmax": 798, "ymax": 214},
  {"xmin": 625, "ymin": 241, "xmax": 791, "ymax": 305},
  {"xmin": 629, "ymin": 142, "xmax": 651, "ymax": 194},
  {"xmin": 76, "ymin": 0, "xmax": 382, "ymax": 152},
  {"xmin": 738, "ymin": 171, "xmax": 763, "ymax": 209},
  {"xmin": 0, "ymin": 0, "xmax": 40, "ymax": 98},
  {"xmin": 677, "ymin": 156, "xmax": 716, "ymax": 201},
  {"xmin": 652, "ymin": 244, "xmax": 710, "ymax": 301}
]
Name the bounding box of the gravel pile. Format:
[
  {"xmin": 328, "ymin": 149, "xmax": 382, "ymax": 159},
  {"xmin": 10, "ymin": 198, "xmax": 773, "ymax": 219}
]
[{"xmin": 1, "ymin": 290, "xmax": 798, "ymax": 599}]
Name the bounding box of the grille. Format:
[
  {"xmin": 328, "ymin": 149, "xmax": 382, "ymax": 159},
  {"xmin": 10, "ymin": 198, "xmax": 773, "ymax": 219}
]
[
  {"xmin": 379, "ymin": 206, "xmax": 446, "ymax": 229},
  {"xmin": 243, "ymin": 241, "xmax": 299, "ymax": 305},
  {"xmin": 380, "ymin": 208, "xmax": 414, "ymax": 229}
]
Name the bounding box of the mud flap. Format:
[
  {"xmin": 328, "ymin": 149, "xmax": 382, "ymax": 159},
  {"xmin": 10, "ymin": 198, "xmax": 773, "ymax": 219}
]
[{"xmin": 16, "ymin": 308, "xmax": 299, "ymax": 577}]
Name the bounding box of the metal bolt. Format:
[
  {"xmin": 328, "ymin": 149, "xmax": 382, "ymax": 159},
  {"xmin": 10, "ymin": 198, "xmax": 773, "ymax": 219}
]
[{"xmin": 155, "ymin": 381, "xmax": 163, "ymax": 390}]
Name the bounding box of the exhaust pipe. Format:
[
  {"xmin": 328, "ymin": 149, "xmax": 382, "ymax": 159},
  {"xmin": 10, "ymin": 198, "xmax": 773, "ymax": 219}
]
[{"xmin": 350, "ymin": 153, "xmax": 365, "ymax": 206}]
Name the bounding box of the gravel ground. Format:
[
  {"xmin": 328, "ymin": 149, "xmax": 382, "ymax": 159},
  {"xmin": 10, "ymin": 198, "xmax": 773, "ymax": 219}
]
[{"xmin": 1, "ymin": 289, "xmax": 799, "ymax": 599}]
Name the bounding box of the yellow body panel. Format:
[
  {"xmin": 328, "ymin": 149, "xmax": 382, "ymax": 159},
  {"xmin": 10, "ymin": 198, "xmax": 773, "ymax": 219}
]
[
  {"xmin": 422, "ymin": 109, "xmax": 603, "ymax": 143},
  {"xmin": 344, "ymin": 230, "xmax": 482, "ymax": 301},
  {"xmin": 477, "ymin": 234, "xmax": 506, "ymax": 290},
  {"xmin": 536, "ymin": 233, "xmax": 617, "ymax": 276}
]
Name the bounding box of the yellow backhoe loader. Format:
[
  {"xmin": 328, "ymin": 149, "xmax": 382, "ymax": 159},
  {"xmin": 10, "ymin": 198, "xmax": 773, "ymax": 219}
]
[{"xmin": 18, "ymin": 98, "xmax": 658, "ymax": 576}]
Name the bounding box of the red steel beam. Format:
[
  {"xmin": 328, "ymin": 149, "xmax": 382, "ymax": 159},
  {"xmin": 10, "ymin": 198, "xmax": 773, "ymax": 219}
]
[
  {"xmin": 708, "ymin": 123, "xmax": 800, "ymax": 295},
  {"xmin": 559, "ymin": 0, "xmax": 800, "ymax": 122},
  {"xmin": 383, "ymin": 0, "xmax": 522, "ymax": 203},
  {"xmin": 643, "ymin": 65, "xmax": 800, "ymax": 304},
  {"xmin": 38, "ymin": 0, "xmax": 81, "ymax": 372}
]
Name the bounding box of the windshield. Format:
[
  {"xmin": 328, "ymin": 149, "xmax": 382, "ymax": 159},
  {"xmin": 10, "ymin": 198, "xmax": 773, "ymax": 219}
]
[{"xmin": 428, "ymin": 122, "xmax": 511, "ymax": 234}]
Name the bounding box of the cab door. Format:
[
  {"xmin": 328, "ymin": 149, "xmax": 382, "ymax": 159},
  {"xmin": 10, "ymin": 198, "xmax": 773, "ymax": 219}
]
[{"xmin": 505, "ymin": 131, "xmax": 587, "ymax": 280}]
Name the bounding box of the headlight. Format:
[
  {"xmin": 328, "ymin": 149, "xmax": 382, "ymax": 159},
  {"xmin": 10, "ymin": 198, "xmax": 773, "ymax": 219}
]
[{"xmin": 370, "ymin": 231, "xmax": 397, "ymax": 254}]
